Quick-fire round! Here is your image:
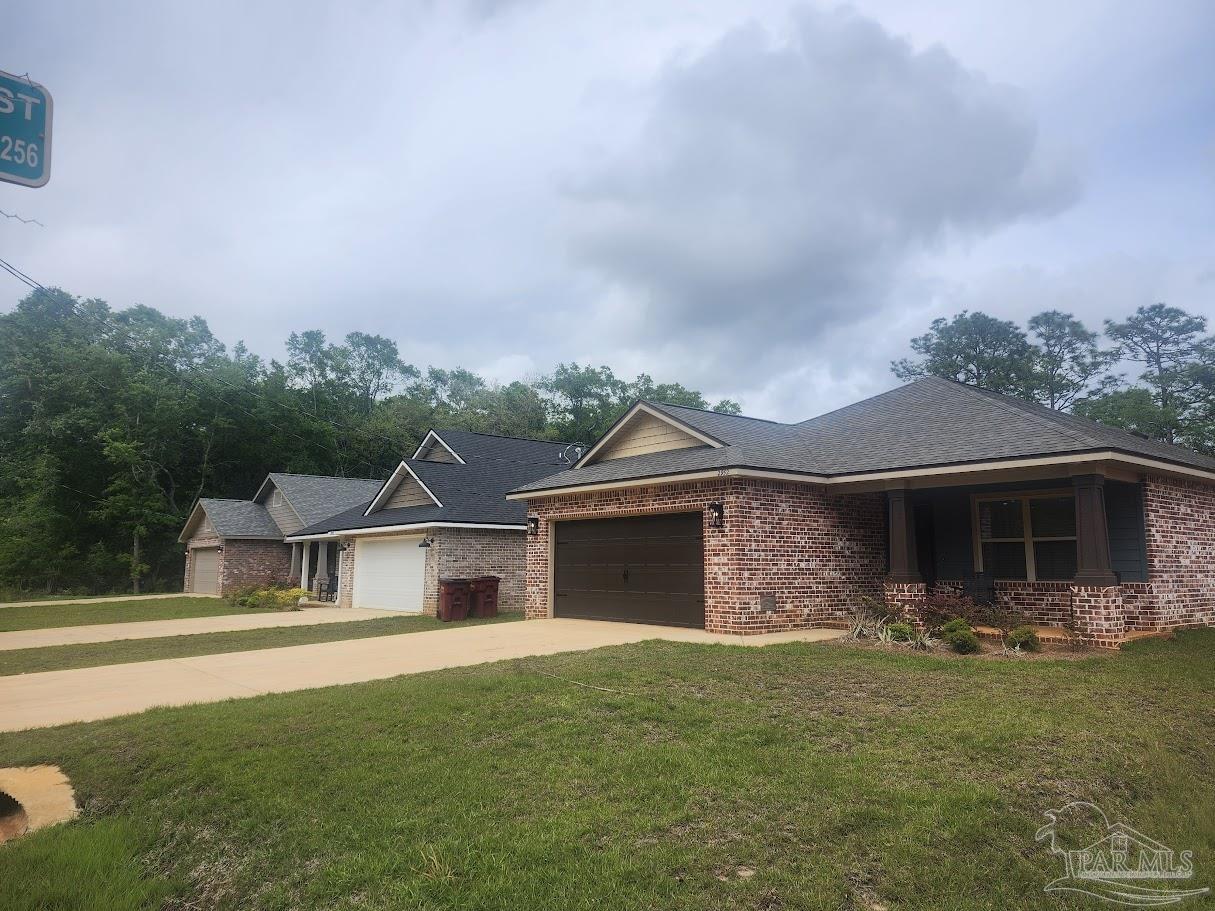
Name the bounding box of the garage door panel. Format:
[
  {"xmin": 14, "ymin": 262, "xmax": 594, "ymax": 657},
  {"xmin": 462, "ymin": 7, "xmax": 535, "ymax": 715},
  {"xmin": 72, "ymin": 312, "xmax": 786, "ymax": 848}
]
[
  {"xmin": 190, "ymin": 548, "xmax": 220, "ymax": 595},
  {"xmin": 554, "ymin": 513, "xmax": 704, "ymax": 628},
  {"xmin": 353, "ymin": 536, "xmax": 426, "ymax": 612}
]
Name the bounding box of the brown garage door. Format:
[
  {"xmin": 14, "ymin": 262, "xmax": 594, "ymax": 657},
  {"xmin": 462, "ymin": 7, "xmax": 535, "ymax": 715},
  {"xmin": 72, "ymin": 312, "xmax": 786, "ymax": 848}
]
[{"xmin": 554, "ymin": 513, "xmax": 704, "ymax": 628}]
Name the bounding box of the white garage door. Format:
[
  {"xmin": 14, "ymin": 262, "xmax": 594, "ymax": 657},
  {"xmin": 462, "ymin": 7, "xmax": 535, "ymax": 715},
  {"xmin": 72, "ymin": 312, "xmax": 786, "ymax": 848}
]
[
  {"xmin": 352, "ymin": 535, "xmax": 427, "ymax": 612},
  {"xmin": 191, "ymin": 547, "xmax": 220, "ymax": 595}
]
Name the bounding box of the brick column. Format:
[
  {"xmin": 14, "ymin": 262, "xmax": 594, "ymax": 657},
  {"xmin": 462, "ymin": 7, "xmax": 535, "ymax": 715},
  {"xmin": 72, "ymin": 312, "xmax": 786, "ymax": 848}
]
[
  {"xmin": 1070, "ymin": 584, "xmax": 1125, "ymax": 648},
  {"xmin": 524, "ymin": 516, "xmax": 550, "ymax": 620},
  {"xmin": 883, "ymin": 580, "xmax": 928, "ymax": 626}
]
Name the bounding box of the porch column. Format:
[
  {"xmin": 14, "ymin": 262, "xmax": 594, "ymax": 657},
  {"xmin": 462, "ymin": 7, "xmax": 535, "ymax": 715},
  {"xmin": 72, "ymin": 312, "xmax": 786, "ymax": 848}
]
[
  {"xmin": 300, "ymin": 544, "xmax": 311, "ymax": 591},
  {"xmin": 1072, "ymin": 474, "xmax": 1118, "ymax": 586},
  {"xmin": 314, "ymin": 542, "xmax": 329, "ymax": 596},
  {"xmin": 886, "ymin": 488, "xmax": 921, "ymax": 584},
  {"xmin": 289, "ymin": 543, "xmax": 301, "ymax": 581}
]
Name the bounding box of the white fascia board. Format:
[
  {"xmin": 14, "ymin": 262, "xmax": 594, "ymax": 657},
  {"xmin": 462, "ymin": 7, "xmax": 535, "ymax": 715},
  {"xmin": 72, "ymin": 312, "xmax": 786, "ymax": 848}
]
[
  {"xmin": 286, "ymin": 521, "xmax": 525, "ymax": 542},
  {"xmin": 412, "ymin": 430, "xmax": 466, "ymax": 464},
  {"xmin": 363, "ymin": 461, "xmax": 444, "ymax": 515},
  {"xmin": 574, "ymin": 402, "xmax": 723, "ymax": 468}
]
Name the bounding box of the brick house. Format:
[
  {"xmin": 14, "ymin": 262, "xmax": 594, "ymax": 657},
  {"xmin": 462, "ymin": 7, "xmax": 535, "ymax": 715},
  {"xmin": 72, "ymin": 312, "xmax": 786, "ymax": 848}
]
[
  {"xmin": 508, "ymin": 377, "xmax": 1215, "ymax": 647},
  {"xmin": 179, "ymin": 474, "xmax": 383, "ymax": 596},
  {"xmin": 285, "ymin": 431, "xmax": 581, "ymax": 614}
]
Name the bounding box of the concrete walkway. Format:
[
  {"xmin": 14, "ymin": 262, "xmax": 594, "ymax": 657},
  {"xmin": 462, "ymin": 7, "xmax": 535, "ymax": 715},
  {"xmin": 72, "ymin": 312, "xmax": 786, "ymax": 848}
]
[
  {"xmin": 0, "ymin": 607, "xmax": 399, "ymax": 652},
  {"xmin": 0, "ymin": 593, "xmax": 218, "ymax": 610},
  {"xmin": 0, "ymin": 620, "xmax": 843, "ymax": 732}
]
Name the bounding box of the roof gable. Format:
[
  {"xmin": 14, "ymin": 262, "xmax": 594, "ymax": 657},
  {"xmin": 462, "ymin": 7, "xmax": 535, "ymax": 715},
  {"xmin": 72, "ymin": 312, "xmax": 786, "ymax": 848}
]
[
  {"xmin": 578, "ymin": 402, "xmax": 721, "ymax": 467},
  {"xmin": 179, "ymin": 499, "xmax": 283, "ymax": 541},
  {"xmin": 412, "ymin": 430, "xmax": 466, "ymax": 464},
  {"xmin": 365, "ymin": 462, "xmax": 443, "ymax": 514}
]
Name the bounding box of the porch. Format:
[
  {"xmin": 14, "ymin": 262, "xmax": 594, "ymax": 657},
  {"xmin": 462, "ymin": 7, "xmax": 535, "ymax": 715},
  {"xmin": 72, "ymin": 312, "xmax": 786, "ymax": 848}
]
[
  {"xmin": 881, "ymin": 473, "xmax": 1148, "ymax": 648},
  {"xmin": 290, "ymin": 539, "xmax": 344, "ymax": 602}
]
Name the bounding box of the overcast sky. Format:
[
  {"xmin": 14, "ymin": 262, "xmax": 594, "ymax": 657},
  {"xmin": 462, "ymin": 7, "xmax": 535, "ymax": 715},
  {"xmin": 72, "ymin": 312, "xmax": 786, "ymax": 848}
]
[{"xmin": 2, "ymin": 1, "xmax": 1212, "ymax": 420}]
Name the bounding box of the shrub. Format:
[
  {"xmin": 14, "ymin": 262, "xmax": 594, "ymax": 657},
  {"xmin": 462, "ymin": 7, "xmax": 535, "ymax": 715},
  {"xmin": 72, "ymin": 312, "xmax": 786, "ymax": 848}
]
[
  {"xmin": 886, "ymin": 621, "xmax": 915, "ymax": 642},
  {"xmin": 228, "ymin": 585, "xmax": 309, "ymax": 611},
  {"xmin": 919, "ymin": 592, "xmax": 981, "ymax": 631},
  {"xmin": 939, "ymin": 618, "xmax": 981, "ymax": 654},
  {"xmin": 1007, "ymin": 624, "xmax": 1041, "ymax": 652}
]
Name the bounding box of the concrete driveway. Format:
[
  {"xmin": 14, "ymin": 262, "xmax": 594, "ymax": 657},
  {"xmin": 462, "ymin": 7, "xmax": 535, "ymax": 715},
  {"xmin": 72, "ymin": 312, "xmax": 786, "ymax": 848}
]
[
  {"xmin": 0, "ymin": 619, "xmax": 843, "ymax": 732},
  {"xmin": 0, "ymin": 607, "xmax": 398, "ymax": 651}
]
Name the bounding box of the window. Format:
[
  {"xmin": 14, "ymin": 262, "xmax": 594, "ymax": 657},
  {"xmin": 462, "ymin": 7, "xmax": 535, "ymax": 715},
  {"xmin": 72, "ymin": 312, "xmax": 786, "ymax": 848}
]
[{"xmin": 973, "ymin": 492, "xmax": 1077, "ymax": 581}]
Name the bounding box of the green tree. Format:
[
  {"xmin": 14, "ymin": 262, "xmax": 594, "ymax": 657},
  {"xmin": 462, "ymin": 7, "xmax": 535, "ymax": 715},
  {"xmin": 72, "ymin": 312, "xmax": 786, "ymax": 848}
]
[
  {"xmin": 891, "ymin": 311, "xmax": 1035, "ymax": 397},
  {"xmin": 1104, "ymin": 304, "xmax": 1207, "ymax": 442},
  {"xmin": 1026, "ymin": 311, "xmax": 1118, "ymax": 410}
]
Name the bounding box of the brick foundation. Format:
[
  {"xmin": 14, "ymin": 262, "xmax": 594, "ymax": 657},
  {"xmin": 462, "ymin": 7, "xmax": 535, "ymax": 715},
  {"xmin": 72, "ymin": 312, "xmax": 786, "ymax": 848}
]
[
  {"xmin": 525, "ymin": 478, "xmax": 887, "ymax": 635},
  {"xmin": 1070, "ymin": 585, "xmax": 1125, "ymax": 647},
  {"xmin": 883, "ymin": 581, "xmax": 927, "ymax": 628}
]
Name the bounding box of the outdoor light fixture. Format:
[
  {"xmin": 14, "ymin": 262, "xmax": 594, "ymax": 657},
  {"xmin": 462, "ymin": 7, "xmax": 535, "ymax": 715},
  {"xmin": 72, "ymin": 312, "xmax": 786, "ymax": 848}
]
[
  {"xmin": 418, "ymin": 537, "xmax": 434, "ymax": 548},
  {"xmin": 215, "ymin": 545, "xmax": 224, "ymax": 553},
  {"xmin": 527, "ymin": 516, "xmax": 540, "ymax": 536},
  {"xmin": 708, "ymin": 502, "xmax": 724, "ymax": 528},
  {"xmin": 337, "ymin": 542, "xmax": 348, "ymax": 553}
]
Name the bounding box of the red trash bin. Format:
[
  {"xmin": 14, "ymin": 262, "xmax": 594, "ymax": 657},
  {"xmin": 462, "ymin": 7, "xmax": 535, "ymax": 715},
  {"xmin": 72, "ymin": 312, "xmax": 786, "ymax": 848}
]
[
  {"xmin": 438, "ymin": 578, "xmax": 471, "ymax": 621},
  {"xmin": 469, "ymin": 576, "xmax": 500, "ymax": 618}
]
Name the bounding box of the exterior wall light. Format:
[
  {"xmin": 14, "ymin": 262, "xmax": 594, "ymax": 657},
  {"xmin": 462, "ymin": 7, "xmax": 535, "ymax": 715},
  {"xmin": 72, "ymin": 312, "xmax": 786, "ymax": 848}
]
[
  {"xmin": 216, "ymin": 545, "xmax": 224, "ymax": 553},
  {"xmin": 527, "ymin": 516, "xmax": 540, "ymax": 536},
  {"xmin": 708, "ymin": 502, "xmax": 724, "ymax": 528},
  {"xmin": 418, "ymin": 537, "xmax": 434, "ymax": 548}
]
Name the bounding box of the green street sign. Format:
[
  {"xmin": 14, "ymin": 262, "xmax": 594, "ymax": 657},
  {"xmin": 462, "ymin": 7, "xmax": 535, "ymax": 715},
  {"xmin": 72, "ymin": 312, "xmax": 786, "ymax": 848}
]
[{"xmin": 0, "ymin": 70, "xmax": 52, "ymax": 188}]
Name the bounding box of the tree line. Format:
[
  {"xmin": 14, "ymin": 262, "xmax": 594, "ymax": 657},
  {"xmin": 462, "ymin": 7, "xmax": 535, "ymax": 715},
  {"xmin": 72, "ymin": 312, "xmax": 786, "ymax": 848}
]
[
  {"xmin": 0, "ymin": 289, "xmax": 739, "ymax": 597},
  {"xmin": 893, "ymin": 305, "xmax": 1215, "ymax": 451}
]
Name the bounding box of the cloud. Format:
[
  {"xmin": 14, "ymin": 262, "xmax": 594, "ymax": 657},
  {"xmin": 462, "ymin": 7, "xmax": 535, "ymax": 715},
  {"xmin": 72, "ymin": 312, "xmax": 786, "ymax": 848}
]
[{"xmin": 564, "ymin": 6, "xmax": 1080, "ymax": 363}]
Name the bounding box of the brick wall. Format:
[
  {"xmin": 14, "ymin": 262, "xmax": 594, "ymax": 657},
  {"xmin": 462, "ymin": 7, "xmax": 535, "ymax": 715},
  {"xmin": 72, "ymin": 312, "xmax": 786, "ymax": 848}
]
[
  {"xmin": 428, "ymin": 527, "xmax": 526, "ymax": 614},
  {"xmin": 216, "ymin": 538, "xmax": 293, "ymax": 596},
  {"xmin": 935, "ymin": 579, "xmax": 1073, "ymax": 626},
  {"xmin": 337, "ymin": 538, "xmax": 356, "ymax": 608},
  {"xmin": 525, "ymin": 477, "xmax": 886, "ymax": 635},
  {"xmin": 1136, "ymin": 474, "xmax": 1215, "ymax": 630}
]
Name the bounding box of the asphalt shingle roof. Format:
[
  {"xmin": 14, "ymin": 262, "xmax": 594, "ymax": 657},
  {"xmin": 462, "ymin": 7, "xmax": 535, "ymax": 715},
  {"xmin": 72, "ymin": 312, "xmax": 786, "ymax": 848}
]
[
  {"xmin": 266, "ymin": 473, "xmax": 384, "ymax": 527},
  {"xmin": 197, "ymin": 498, "xmax": 284, "ymax": 539},
  {"xmin": 291, "ymin": 430, "xmax": 578, "ymax": 536},
  {"xmin": 511, "ymin": 377, "xmax": 1215, "ymax": 495}
]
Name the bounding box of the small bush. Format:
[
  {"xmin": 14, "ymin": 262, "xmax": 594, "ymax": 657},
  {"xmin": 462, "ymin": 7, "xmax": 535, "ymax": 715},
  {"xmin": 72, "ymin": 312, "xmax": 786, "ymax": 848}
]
[
  {"xmin": 920, "ymin": 592, "xmax": 982, "ymax": 630},
  {"xmin": 886, "ymin": 621, "xmax": 915, "ymax": 642},
  {"xmin": 940, "ymin": 618, "xmax": 981, "ymax": 654},
  {"xmin": 228, "ymin": 585, "xmax": 309, "ymax": 611},
  {"xmin": 1007, "ymin": 624, "xmax": 1041, "ymax": 652}
]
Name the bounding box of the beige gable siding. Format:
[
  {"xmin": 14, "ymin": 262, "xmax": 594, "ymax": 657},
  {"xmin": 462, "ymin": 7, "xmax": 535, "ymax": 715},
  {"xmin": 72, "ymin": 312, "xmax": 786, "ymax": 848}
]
[
  {"xmin": 383, "ymin": 475, "xmax": 436, "ymax": 509},
  {"xmin": 417, "ymin": 441, "xmax": 458, "ymax": 463},
  {"xmin": 595, "ymin": 411, "xmax": 706, "ymax": 462},
  {"xmin": 185, "ymin": 511, "xmax": 217, "ymax": 545},
  {"xmin": 263, "ymin": 485, "xmax": 304, "ymax": 535}
]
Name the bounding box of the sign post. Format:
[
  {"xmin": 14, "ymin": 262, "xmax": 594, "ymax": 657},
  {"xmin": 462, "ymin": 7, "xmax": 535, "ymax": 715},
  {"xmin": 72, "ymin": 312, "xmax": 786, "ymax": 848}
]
[{"xmin": 0, "ymin": 70, "xmax": 52, "ymax": 188}]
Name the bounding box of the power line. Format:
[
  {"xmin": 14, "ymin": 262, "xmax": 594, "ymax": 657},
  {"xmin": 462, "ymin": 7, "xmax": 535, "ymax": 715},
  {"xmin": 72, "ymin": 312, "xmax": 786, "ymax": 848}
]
[
  {"xmin": 0, "ymin": 251, "xmax": 412, "ymax": 466},
  {"xmin": 0, "ymin": 255, "xmax": 391, "ymax": 477},
  {"xmin": 0, "ymin": 209, "xmax": 43, "ymax": 227}
]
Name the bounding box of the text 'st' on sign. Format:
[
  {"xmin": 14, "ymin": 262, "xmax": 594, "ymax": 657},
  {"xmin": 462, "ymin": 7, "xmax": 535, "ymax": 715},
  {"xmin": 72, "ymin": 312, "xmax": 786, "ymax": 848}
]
[{"xmin": 0, "ymin": 70, "xmax": 52, "ymax": 188}]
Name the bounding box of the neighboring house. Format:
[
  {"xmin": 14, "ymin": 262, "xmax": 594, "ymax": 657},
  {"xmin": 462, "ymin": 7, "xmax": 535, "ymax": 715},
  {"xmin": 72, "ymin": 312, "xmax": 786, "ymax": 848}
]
[
  {"xmin": 509, "ymin": 376, "xmax": 1215, "ymax": 647},
  {"xmin": 178, "ymin": 473, "xmax": 383, "ymax": 596},
  {"xmin": 285, "ymin": 430, "xmax": 580, "ymax": 614}
]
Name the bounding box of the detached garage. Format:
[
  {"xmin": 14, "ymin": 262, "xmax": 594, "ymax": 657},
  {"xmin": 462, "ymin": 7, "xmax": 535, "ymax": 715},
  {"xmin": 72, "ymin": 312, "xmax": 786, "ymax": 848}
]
[
  {"xmin": 351, "ymin": 535, "xmax": 427, "ymax": 612},
  {"xmin": 554, "ymin": 513, "xmax": 705, "ymax": 628}
]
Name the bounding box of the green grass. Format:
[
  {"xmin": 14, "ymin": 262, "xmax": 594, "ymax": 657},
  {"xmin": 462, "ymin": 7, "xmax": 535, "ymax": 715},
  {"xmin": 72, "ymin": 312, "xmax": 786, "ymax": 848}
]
[
  {"xmin": 0, "ymin": 613, "xmax": 523, "ymax": 675},
  {"xmin": 0, "ymin": 596, "xmax": 273, "ymax": 632},
  {"xmin": 1, "ymin": 631, "xmax": 1212, "ymax": 910}
]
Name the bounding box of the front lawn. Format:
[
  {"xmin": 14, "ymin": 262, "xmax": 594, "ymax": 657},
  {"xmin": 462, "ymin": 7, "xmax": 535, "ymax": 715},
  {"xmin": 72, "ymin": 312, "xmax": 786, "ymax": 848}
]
[
  {"xmin": 0, "ymin": 613, "xmax": 522, "ymax": 675},
  {"xmin": 0, "ymin": 631, "xmax": 1211, "ymax": 910},
  {"xmin": 0, "ymin": 596, "xmax": 273, "ymax": 632}
]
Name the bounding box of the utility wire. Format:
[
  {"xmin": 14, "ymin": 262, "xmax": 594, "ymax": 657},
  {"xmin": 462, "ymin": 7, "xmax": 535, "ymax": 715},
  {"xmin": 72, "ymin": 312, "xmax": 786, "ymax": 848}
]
[
  {"xmin": 0, "ymin": 209, "xmax": 43, "ymax": 227},
  {"xmin": 0, "ymin": 255, "xmax": 391, "ymax": 477}
]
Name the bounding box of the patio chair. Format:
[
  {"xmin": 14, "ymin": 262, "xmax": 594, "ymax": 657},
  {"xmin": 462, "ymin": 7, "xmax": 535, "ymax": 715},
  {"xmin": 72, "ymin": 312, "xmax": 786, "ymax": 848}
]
[{"xmin": 317, "ymin": 573, "xmax": 339, "ymax": 602}]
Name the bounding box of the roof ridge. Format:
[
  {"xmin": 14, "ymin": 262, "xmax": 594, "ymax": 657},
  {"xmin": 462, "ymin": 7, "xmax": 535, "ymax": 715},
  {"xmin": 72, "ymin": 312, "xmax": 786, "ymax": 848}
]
[
  {"xmin": 795, "ymin": 379, "xmax": 930, "ymax": 427},
  {"xmin": 436, "ymin": 428, "xmax": 576, "ymax": 446},
  {"xmin": 270, "ymin": 472, "xmax": 384, "ymax": 482},
  {"xmin": 646, "ymin": 400, "xmax": 784, "ymax": 426}
]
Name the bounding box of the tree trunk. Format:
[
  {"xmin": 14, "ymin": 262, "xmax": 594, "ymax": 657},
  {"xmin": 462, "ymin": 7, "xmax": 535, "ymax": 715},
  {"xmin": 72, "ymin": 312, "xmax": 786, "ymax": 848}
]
[{"xmin": 132, "ymin": 532, "xmax": 141, "ymax": 595}]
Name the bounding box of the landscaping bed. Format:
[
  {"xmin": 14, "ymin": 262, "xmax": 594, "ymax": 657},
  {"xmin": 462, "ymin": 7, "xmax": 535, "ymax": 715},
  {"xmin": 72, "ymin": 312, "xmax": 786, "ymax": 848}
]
[{"xmin": 0, "ymin": 629, "xmax": 1210, "ymax": 910}]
